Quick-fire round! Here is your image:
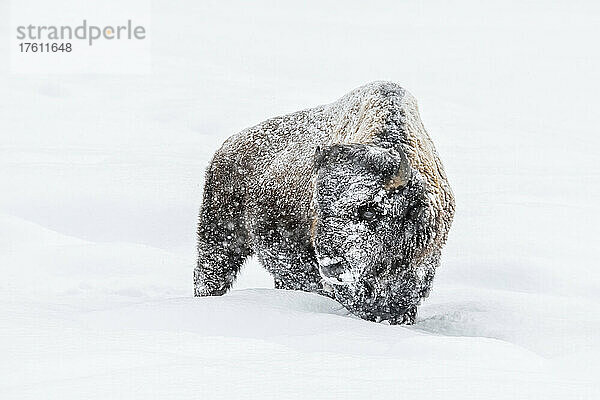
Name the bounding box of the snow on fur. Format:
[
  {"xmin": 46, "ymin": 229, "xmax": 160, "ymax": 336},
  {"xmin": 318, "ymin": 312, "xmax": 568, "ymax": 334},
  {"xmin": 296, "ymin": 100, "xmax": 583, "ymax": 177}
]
[{"xmin": 194, "ymin": 81, "xmax": 455, "ymax": 324}]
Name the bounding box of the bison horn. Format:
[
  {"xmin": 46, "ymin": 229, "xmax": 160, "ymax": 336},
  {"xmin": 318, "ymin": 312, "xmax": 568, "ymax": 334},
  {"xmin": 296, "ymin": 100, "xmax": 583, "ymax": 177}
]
[{"xmin": 384, "ymin": 150, "xmax": 412, "ymax": 190}]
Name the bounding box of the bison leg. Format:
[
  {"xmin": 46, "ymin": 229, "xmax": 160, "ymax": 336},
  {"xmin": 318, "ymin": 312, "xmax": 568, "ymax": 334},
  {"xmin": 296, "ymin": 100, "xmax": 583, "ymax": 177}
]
[
  {"xmin": 194, "ymin": 211, "xmax": 250, "ymax": 296},
  {"xmin": 194, "ymin": 165, "xmax": 251, "ymax": 297},
  {"xmin": 271, "ymin": 264, "xmax": 322, "ymax": 293},
  {"xmin": 398, "ymin": 306, "xmax": 417, "ymax": 325},
  {"xmin": 263, "ymin": 253, "xmax": 335, "ymax": 299}
]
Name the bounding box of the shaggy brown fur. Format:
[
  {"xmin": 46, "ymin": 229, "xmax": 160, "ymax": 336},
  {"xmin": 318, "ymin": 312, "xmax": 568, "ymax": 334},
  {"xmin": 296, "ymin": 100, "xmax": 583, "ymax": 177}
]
[{"xmin": 194, "ymin": 81, "xmax": 455, "ymax": 324}]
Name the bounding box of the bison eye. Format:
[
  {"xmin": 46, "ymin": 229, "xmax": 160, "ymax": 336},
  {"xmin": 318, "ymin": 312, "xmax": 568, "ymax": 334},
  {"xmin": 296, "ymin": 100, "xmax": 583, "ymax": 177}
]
[
  {"xmin": 356, "ymin": 203, "xmax": 379, "ymax": 222},
  {"xmin": 360, "ymin": 209, "xmax": 376, "ymax": 221}
]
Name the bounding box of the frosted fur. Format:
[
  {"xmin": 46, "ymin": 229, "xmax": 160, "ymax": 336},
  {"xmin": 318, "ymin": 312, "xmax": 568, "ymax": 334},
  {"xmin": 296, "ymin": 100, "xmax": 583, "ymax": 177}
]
[{"xmin": 194, "ymin": 81, "xmax": 455, "ymax": 324}]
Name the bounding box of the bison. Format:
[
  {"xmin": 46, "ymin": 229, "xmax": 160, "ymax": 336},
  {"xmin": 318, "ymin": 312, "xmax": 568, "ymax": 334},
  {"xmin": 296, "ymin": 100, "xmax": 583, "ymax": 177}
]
[{"xmin": 194, "ymin": 81, "xmax": 455, "ymax": 324}]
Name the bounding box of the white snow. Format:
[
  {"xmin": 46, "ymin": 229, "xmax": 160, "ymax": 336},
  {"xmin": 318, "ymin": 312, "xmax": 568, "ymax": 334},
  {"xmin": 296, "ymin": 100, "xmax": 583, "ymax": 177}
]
[{"xmin": 1, "ymin": 0, "xmax": 599, "ymax": 398}]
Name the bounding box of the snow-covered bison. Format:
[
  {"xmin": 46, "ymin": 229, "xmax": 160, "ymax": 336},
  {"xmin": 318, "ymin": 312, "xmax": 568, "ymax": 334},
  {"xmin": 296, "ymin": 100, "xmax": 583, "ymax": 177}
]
[{"xmin": 194, "ymin": 81, "xmax": 455, "ymax": 324}]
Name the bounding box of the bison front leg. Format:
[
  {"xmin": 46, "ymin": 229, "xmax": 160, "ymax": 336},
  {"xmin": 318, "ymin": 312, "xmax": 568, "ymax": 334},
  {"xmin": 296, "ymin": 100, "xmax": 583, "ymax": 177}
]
[
  {"xmin": 271, "ymin": 263, "xmax": 323, "ymax": 293},
  {"xmin": 397, "ymin": 306, "xmax": 417, "ymax": 325},
  {"xmin": 264, "ymin": 254, "xmax": 337, "ymax": 300}
]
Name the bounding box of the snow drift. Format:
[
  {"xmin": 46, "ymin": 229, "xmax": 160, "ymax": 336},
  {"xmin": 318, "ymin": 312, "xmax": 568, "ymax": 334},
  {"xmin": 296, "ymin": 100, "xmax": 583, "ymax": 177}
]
[{"xmin": 1, "ymin": 0, "xmax": 599, "ymax": 398}]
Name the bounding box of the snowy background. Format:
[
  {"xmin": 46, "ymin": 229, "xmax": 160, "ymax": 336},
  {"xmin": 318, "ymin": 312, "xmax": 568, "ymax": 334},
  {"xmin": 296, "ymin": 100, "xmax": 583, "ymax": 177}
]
[{"xmin": 1, "ymin": 0, "xmax": 599, "ymax": 398}]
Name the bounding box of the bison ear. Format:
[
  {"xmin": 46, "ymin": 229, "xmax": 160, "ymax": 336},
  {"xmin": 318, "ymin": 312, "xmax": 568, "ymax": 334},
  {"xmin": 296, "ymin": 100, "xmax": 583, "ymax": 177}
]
[
  {"xmin": 314, "ymin": 146, "xmax": 325, "ymax": 168},
  {"xmin": 384, "ymin": 150, "xmax": 412, "ymax": 190}
]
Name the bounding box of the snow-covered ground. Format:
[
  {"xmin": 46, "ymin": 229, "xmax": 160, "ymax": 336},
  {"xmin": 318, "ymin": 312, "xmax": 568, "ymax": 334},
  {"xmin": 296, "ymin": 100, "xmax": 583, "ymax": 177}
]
[{"xmin": 1, "ymin": 1, "xmax": 599, "ymax": 398}]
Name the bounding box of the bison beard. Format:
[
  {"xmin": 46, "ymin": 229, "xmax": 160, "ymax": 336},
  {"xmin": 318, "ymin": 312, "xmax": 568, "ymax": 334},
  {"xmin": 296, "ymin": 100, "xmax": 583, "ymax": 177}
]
[{"xmin": 194, "ymin": 81, "xmax": 455, "ymax": 325}]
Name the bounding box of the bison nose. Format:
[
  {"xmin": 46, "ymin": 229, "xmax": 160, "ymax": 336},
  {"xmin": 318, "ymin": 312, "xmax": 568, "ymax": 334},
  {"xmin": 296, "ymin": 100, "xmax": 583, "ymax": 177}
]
[
  {"xmin": 320, "ymin": 261, "xmax": 345, "ymax": 279},
  {"xmin": 318, "ymin": 257, "xmax": 347, "ymax": 283}
]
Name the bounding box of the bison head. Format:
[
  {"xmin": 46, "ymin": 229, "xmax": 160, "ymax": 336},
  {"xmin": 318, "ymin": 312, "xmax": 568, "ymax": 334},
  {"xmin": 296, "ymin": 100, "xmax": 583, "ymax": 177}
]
[{"xmin": 312, "ymin": 143, "xmax": 436, "ymax": 324}]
